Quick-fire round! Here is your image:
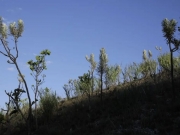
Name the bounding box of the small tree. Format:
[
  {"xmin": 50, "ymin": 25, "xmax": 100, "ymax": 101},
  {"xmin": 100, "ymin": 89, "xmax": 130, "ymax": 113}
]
[
  {"xmin": 0, "ymin": 17, "xmax": 33, "ymax": 134},
  {"xmin": 105, "ymin": 64, "xmax": 121, "ymax": 88},
  {"xmin": 63, "ymin": 79, "xmax": 75, "ymax": 100},
  {"xmin": 27, "ymin": 49, "xmax": 51, "ymax": 129},
  {"xmin": 78, "ymin": 72, "xmax": 91, "ymax": 102},
  {"xmin": 85, "ymin": 53, "xmax": 97, "ymax": 95},
  {"xmin": 126, "ymin": 62, "xmax": 141, "ymax": 81},
  {"xmin": 158, "ymin": 53, "xmax": 180, "ymax": 75},
  {"xmin": 96, "ymin": 48, "xmax": 108, "ymax": 102},
  {"xmin": 161, "ymin": 18, "xmax": 180, "ymax": 97},
  {"xmin": 140, "ymin": 50, "xmax": 157, "ymax": 78}
]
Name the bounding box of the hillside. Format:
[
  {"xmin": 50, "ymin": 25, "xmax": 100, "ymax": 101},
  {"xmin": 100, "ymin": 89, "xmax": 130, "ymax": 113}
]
[{"xmin": 6, "ymin": 73, "xmax": 179, "ymax": 135}]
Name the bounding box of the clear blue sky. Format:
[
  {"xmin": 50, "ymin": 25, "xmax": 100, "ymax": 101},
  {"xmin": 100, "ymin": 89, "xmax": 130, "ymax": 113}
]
[{"xmin": 0, "ymin": 0, "xmax": 180, "ymax": 108}]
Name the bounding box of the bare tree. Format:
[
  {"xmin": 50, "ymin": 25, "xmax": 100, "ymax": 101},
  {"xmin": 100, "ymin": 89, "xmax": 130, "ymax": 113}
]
[{"xmin": 63, "ymin": 79, "xmax": 75, "ymax": 100}]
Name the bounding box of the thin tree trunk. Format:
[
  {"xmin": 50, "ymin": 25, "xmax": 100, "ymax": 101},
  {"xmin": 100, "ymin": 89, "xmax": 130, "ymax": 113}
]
[
  {"xmin": 170, "ymin": 50, "xmax": 175, "ymax": 98},
  {"xmin": 100, "ymin": 73, "xmax": 103, "ymax": 102},
  {"xmin": 14, "ymin": 61, "xmax": 32, "ymax": 135},
  {"xmin": 35, "ymin": 75, "xmax": 38, "ymax": 129},
  {"xmin": 91, "ymin": 72, "xmax": 94, "ymax": 95},
  {"xmin": 169, "ymin": 43, "xmax": 175, "ymax": 98}
]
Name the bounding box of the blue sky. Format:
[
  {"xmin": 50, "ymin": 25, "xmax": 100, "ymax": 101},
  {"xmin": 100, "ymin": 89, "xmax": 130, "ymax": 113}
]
[{"xmin": 0, "ymin": 0, "xmax": 180, "ymax": 108}]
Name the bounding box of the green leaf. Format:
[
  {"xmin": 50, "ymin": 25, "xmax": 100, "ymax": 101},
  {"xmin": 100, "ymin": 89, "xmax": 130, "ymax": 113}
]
[{"xmin": 36, "ymin": 56, "xmax": 40, "ymax": 61}]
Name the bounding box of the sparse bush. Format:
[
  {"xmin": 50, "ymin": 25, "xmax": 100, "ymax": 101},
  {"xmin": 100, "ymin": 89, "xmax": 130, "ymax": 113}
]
[
  {"xmin": 126, "ymin": 62, "xmax": 141, "ymax": 81},
  {"xmin": 158, "ymin": 53, "xmax": 180, "ymax": 74},
  {"xmin": 140, "ymin": 50, "xmax": 157, "ymax": 78},
  {"xmin": 105, "ymin": 64, "xmax": 121, "ymax": 88},
  {"xmin": 78, "ymin": 72, "xmax": 91, "ymax": 102},
  {"xmin": 39, "ymin": 87, "xmax": 58, "ymax": 124},
  {"xmin": 140, "ymin": 59, "xmax": 157, "ymax": 77}
]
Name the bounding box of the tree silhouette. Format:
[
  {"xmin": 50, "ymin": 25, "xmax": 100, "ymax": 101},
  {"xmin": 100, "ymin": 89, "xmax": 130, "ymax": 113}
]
[
  {"xmin": 161, "ymin": 18, "xmax": 180, "ymax": 97},
  {"xmin": 97, "ymin": 48, "xmax": 108, "ymax": 102},
  {"xmin": 0, "ymin": 17, "xmax": 33, "ymax": 134}
]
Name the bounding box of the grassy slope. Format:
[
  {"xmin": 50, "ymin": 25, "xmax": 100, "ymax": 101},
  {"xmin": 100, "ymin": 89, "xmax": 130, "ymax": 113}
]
[
  {"xmin": 1, "ymin": 74, "xmax": 180, "ymax": 135},
  {"xmin": 35, "ymin": 74, "xmax": 180, "ymax": 135}
]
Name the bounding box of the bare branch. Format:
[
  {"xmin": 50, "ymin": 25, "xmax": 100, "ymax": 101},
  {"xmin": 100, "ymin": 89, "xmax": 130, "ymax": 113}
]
[
  {"xmin": 7, "ymin": 60, "xmax": 15, "ymax": 64},
  {"xmin": 0, "ymin": 50, "xmax": 8, "ymax": 57},
  {"xmin": 5, "ymin": 89, "xmax": 27, "ymax": 123},
  {"xmin": 0, "ymin": 39, "xmax": 15, "ymax": 60}
]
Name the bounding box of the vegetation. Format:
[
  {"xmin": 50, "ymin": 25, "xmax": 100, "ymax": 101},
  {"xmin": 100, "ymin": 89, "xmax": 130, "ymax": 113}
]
[
  {"xmin": 96, "ymin": 48, "xmax": 108, "ymax": 102},
  {"xmin": 78, "ymin": 72, "xmax": 91, "ymax": 103},
  {"xmin": 39, "ymin": 87, "xmax": 58, "ymax": 125},
  {"xmin": 27, "ymin": 49, "xmax": 51, "ymax": 129},
  {"xmin": 85, "ymin": 53, "xmax": 97, "ymax": 95},
  {"xmin": 161, "ymin": 18, "xmax": 180, "ymax": 97},
  {"xmin": 0, "ymin": 17, "xmax": 33, "ymax": 134},
  {"xmin": 63, "ymin": 79, "xmax": 75, "ymax": 100},
  {"xmin": 0, "ymin": 16, "xmax": 180, "ymax": 135},
  {"xmin": 105, "ymin": 64, "xmax": 121, "ymax": 88},
  {"xmin": 0, "ymin": 17, "xmax": 51, "ymax": 134}
]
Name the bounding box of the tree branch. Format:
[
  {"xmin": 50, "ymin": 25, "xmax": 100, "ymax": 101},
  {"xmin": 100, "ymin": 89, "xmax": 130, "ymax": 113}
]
[
  {"xmin": 0, "ymin": 50, "xmax": 8, "ymax": 57},
  {"xmin": 5, "ymin": 90, "xmax": 27, "ymax": 123},
  {"xmin": 1, "ymin": 39, "xmax": 15, "ymax": 61},
  {"xmin": 15, "ymin": 38, "xmax": 18, "ymax": 59}
]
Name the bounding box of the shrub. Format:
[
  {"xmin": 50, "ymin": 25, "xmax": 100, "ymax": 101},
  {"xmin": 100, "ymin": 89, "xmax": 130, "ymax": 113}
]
[
  {"xmin": 39, "ymin": 87, "xmax": 58, "ymax": 124},
  {"xmin": 0, "ymin": 112, "xmax": 4, "ymax": 123}
]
